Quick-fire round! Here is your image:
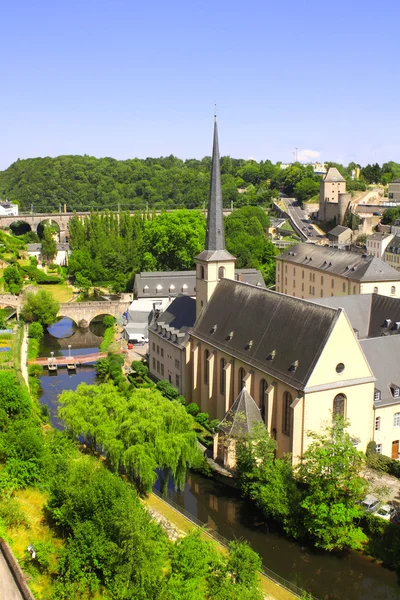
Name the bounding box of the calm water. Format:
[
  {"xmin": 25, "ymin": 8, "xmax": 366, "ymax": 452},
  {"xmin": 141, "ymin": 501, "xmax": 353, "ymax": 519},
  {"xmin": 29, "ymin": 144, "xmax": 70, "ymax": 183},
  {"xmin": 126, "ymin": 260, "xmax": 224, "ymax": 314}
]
[{"xmin": 38, "ymin": 318, "xmax": 400, "ymax": 600}]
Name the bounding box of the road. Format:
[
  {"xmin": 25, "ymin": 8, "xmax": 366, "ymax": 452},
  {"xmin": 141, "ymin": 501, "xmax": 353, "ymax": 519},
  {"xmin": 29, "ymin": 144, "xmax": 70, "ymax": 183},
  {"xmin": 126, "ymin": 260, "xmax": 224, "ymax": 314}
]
[
  {"xmin": 281, "ymin": 197, "xmax": 327, "ymax": 242},
  {"xmin": 0, "ymin": 551, "xmax": 23, "ymax": 600}
]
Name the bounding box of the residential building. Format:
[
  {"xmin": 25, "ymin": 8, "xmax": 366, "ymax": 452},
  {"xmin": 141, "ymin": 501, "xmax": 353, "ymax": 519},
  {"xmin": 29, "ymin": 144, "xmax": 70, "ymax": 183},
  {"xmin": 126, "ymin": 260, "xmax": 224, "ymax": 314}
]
[
  {"xmin": 366, "ymin": 232, "xmax": 394, "ymax": 259},
  {"xmin": 276, "ymin": 243, "xmax": 400, "ymax": 299},
  {"xmin": 327, "ymin": 225, "xmax": 352, "ymax": 247},
  {"xmin": 27, "ymin": 242, "xmax": 69, "ymax": 266},
  {"xmin": 388, "ymin": 178, "xmax": 400, "ymax": 203},
  {"xmin": 384, "ymin": 236, "xmax": 400, "ymax": 272},
  {"xmin": 391, "ymin": 219, "xmax": 400, "ymax": 236},
  {"xmin": 0, "ymin": 201, "xmax": 18, "ymax": 217}
]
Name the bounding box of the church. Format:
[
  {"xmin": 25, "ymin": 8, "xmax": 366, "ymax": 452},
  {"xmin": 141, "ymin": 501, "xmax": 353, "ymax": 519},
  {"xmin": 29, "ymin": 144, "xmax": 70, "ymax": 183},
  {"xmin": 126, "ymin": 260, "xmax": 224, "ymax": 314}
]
[{"xmin": 149, "ymin": 118, "xmax": 400, "ymax": 463}]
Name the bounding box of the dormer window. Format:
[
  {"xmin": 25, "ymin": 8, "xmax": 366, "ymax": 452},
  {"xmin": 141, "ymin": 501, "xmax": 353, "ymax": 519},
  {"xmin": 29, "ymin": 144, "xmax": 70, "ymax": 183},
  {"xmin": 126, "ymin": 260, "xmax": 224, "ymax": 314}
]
[
  {"xmin": 374, "ymin": 389, "xmax": 381, "ymax": 402},
  {"xmin": 182, "ymin": 284, "xmax": 188, "ymax": 293},
  {"xmin": 289, "ymin": 360, "xmax": 299, "ymax": 373},
  {"xmin": 169, "ymin": 285, "xmax": 175, "ymax": 293},
  {"xmin": 226, "ymin": 331, "xmax": 234, "ymax": 341},
  {"xmin": 385, "ymin": 319, "xmax": 392, "ymax": 328},
  {"xmin": 156, "ymin": 284, "xmax": 163, "ymax": 293},
  {"xmin": 210, "ymin": 324, "xmax": 217, "ymax": 334},
  {"xmin": 390, "ymin": 384, "xmax": 400, "ymax": 399},
  {"xmin": 143, "ymin": 285, "xmax": 149, "ymax": 294},
  {"xmin": 245, "ymin": 340, "xmax": 253, "ymax": 350},
  {"xmin": 266, "ymin": 350, "xmax": 276, "ymax": 361}
]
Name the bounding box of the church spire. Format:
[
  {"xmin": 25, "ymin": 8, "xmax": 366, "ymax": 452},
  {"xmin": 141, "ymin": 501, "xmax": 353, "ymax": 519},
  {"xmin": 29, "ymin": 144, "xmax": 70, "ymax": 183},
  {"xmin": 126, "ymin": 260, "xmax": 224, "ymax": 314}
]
[{"xmin": 205, "ymin": 115, "xmax": 225, "ymax": 251}]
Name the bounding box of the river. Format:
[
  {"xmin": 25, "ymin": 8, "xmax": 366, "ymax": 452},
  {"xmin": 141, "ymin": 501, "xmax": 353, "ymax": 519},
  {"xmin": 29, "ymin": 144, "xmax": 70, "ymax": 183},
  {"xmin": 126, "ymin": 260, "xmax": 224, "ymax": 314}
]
[{"xmin": 37, "ymin": 318, "xmax": 400, "ymax": 600}]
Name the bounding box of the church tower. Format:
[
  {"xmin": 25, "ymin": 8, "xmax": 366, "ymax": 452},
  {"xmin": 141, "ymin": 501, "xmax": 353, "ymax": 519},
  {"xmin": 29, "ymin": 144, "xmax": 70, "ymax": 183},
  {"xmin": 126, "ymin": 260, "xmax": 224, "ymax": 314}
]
[{"xmin": 195, "ymin": 116, "xmax": 236, "ymax": 317}]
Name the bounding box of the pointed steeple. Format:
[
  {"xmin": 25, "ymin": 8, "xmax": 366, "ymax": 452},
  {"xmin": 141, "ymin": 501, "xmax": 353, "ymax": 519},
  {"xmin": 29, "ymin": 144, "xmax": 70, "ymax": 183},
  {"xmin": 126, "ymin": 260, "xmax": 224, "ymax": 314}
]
[
  {"xmin": 206, "ymin": 116, "xmax": 225, "ymax": 251},
  {"xmin": 196, "ymin": 117, "xmax": 235, "ymax": 262}
]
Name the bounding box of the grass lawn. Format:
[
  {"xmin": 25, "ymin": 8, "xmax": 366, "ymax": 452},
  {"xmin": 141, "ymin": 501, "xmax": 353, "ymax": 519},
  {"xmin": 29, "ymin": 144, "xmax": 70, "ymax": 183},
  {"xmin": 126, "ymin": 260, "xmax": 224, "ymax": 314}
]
[{"xmin": 36, "ymin": 283, "xmax": 74, "ymax": 302}]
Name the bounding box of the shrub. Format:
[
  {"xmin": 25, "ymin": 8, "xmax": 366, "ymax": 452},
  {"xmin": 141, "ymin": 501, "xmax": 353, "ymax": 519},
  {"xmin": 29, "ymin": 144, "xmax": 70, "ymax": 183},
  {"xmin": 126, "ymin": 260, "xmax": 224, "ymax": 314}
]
[
  {"xmin": 186, "ymin": 402, "xmax": 199, "ymax": 416},
  {"xmin": 28, "ymin": 322, "xmax": 44, "ymax": 340},
  {"xmin": 195, "ymin": 412, "xmax": 209, "ymax": 428},
  {"xmin": 103, "ymin": 315, "xmax": 115, "ymax": 328},
  {"xmin": 156, "ymin": 380, "xmax": 179, "ymax": 401},
  {"xmin": 131, "ymin": 360, "xmax": 148, "ymax": 379},
  {"xmin": 28, "ymin": 364, "xmax": 43, "ymax": 377}
]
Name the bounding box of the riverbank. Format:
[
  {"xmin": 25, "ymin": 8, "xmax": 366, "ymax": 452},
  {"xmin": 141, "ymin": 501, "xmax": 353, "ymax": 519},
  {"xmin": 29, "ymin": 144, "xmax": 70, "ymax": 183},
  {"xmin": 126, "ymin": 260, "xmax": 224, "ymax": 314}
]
[{"xmin": 144, "ymin": 492, "xmax": 298, "ymax": 600}]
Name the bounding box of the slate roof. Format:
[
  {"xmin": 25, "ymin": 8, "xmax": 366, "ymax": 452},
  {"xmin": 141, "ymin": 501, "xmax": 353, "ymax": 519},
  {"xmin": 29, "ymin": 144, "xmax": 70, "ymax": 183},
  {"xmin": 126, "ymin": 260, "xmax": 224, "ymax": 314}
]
[
  {"xmin": 324, "ymin": 167, "xmax": 346, "ymax": 182},
  {"xmin": 367, "ymin": 232, "xmax": 392, "ymax": 241},
  {"xmin": 328, "ymin": 225, "xmax": 352, "ymax": 237},
  {"xmin": 392, "ymin": 178, "xmax": 400, "ymax": 184},
  {"xmin": 278, "ymin": 243, "xmax": 400, "ymax": 282},
  {"xmin": 149, "ymin": 295, "xmax": 196, "ymax": 348},
  {"xmin": 360, "ymin": 336, "xmax": 400, "ymax": 407},
  {"xmin": 386, "ymin": 236, "xmax": 400, "ymax": 253},
  {"xmin": 218, "ymin": 387, "xmax": 262, "ymax": 438},
  {"xmin": 134, "ymin": 269, "xmax": 265, "ymax": 298},
  {"xmin": 316, "ymin": 293, "xmax": 400, "ymax": 339},
  {"xmin": 191, "ymin": 278, "xmax": 341, "ymax": 389}
]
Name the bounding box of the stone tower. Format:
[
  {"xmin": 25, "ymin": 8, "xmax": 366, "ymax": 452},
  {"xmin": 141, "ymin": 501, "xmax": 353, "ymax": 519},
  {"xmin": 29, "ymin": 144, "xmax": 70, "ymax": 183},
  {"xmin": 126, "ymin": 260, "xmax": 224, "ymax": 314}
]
[
  {"xmin": 195, "ymin": 117, "xmax": 236, "ymax": 317},
  {"xmin": 319, "ymin": 167, "xmax": 346, "ymax": 223}
]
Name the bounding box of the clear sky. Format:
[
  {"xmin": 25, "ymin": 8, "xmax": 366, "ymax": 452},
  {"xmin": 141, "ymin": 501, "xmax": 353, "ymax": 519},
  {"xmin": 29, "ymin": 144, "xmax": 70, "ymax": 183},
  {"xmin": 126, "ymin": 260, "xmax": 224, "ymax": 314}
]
[{"xmin": 1, "ymin": 0, "xmax": 399, "ymax": 170}]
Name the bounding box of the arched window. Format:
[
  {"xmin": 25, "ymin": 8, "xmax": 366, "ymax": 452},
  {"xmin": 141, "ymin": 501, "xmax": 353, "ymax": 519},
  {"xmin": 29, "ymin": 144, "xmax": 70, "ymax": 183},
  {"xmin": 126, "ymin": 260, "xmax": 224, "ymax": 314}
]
[
  {"xmin": 392, "ymin": 286, "xmax": 396, "ymax": 295},
  {"xmin": 333, "ymin": 393, "xmax": 346, "ymax": 418},
  {"xmin": 218, "ymin": 266, "xmax": 226, "ymax": 280},
  {"xmin": 204, "ymin": 349, "xmax": 209, "ymax": 384},
  {"xmin": 282, "ymin": 392, "xmax": 293, "ymax": 435},
  {"xmin": 259, "ymin": 379, "xmax": 268, "ymax": 421},
  {"xmin": 238, "ymin": 367, "xmax": 246, "ymax": 391},
  {"xmin": 220, "ymin": 358, "xmax": 226, "ymax": 395},
  {"xmin": 199, "ymin": 265, "xmax": 205, "ymax": 280},
  {"xmin": 373, "ymin": 286, "xmax": 378, "ymax": 294}
]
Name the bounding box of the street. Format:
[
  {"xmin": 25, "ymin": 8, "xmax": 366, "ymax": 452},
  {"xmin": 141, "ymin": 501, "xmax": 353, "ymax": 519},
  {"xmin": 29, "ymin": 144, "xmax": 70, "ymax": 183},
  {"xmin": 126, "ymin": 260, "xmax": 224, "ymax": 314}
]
[{"xmin": 281, "ymin": 197, "xmax": 327, "ymax": 242}]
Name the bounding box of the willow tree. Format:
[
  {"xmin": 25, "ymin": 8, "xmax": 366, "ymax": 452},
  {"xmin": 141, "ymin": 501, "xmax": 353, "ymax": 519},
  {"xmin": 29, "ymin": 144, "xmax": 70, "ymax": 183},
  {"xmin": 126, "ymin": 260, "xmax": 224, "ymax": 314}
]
[{"xmin": 58, "ymin": 384, "xmax": 200, "ymax": 493}]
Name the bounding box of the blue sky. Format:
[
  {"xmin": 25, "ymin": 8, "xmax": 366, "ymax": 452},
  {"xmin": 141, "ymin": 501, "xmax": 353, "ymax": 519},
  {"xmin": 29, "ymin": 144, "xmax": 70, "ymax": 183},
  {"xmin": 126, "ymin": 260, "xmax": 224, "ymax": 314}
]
[{"xmin": 1, "ymin": 0, "xmax": 399, "ymax": 170}]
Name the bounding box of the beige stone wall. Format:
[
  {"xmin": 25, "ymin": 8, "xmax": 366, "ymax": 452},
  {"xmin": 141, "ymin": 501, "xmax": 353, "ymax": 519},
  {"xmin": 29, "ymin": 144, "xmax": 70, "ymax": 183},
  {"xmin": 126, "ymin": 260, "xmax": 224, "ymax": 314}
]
[
  {"xmin": 388, "ymin": 182, "xmax": 400, "ymax": 202},
  {"xmin": 374, "ymin": 404, "xmax": 400, "ymax": 458},
  {"xmin": 276, "ymin": 259, "xmax": 360, "ymax": 299},
  {"xmin": 360, "ymin": 281, "xmax": 400, "ymax": 297},
  {"xmin": 195, "ymin": 260, "xmax": 235, "ymax": 317},
  {"xmin": 384, "ymin": 251, "xmax": 400, "ymax": 272}
]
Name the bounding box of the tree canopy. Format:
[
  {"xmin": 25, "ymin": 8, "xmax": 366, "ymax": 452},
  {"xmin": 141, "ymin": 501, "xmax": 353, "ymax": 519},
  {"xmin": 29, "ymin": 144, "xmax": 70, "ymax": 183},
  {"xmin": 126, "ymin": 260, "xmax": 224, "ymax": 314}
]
[{"xmin": 20, "ymin": 289, "xmax": 60, "ymax": 326}]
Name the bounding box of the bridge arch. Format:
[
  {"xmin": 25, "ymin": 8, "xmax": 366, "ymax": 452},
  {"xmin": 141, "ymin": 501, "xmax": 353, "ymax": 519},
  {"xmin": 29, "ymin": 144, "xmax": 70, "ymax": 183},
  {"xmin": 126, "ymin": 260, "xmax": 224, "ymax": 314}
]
[
  {"xmin": 37, "ymin": 219, "xmax": 60, "ymax": 240},
  {"xmin": 47, "ymin": 316, "xmax": 79, "ymax": 338},
  {"xmin": 9, "ymin": 220, "xmax": 32, "ymax": 236}
]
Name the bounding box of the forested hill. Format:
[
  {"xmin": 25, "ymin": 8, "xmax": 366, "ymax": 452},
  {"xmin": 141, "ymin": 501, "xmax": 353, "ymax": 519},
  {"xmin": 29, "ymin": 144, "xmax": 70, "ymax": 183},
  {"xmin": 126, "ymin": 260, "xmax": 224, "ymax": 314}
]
[{"xmin": 0, "ymin": 154, "xmax": 398, "ymax": 213}]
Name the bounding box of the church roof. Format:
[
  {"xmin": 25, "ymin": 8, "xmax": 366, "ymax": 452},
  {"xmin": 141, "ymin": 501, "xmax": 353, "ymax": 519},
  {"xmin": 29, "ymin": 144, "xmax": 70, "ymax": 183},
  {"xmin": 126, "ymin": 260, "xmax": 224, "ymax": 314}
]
[
  {"xmin": 149, "ymin": 294, "xmax": 196, "ymax": 348},
  {"xmin": 191, "ymin": 278, "xmax": 340, "ymax": 389},
  {"xmin": 218, "ymin": 387, "xmax": 262, "ymax": 437},
  {"xmin": 278, "ymin": 243, "xmax": 400, "ymax": 282},
  {"xmin": 360, "ymin": 336, "xmax": 400, "ymax": 407},
  {"xmin": 324, "ymin": 167, "xmax": 346, "ymax": 182}
]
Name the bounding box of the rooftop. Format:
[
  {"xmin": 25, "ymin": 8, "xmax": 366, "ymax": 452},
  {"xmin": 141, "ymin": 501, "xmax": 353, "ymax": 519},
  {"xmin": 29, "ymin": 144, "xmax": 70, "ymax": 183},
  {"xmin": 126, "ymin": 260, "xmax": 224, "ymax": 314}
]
[
  {"xmin": 328, "ymin": 225, "xmax": 352, "ymax": 236},
  {"xmin": 149, "ymin": 295, "xmax": 196, "ymax": 348},
  {"xmin": 278, "ymin": 243, "xmax": 400, "ymax": 282},
  {"xmin": 191, "ymin": 278, "xmax": 341, "ymax": 389},
  {"xmin": 219, "ymin": 387, "xmax": 262, "ymax": 438},
  {"xmin": 386, "ymin": 236, "xmax": 400, "ymax": 253},
  {"xmin": 360, "ymin": 336, "xmax": 400, "ymax": 408},
  {"xmin": 324, "ymin": 167, "xmax": 346, "ymax": 183}
]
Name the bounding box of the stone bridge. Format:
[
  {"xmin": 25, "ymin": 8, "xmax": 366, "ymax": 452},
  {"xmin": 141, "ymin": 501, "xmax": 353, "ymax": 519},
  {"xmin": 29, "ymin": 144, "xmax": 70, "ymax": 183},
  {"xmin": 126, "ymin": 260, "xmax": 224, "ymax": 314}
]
[
  {"xmin": 58, "ymin": 300, "xmax": 131, "ymax": 327},
  {"xmin": 0, "ymin": 208, "xmax": 236, "ymax": 242}
]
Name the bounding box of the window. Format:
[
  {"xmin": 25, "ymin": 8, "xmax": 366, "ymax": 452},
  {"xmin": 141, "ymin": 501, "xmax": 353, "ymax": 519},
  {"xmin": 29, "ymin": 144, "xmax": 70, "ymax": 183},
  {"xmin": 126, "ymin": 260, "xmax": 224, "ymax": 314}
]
[
  {"xmin": 285, "ymin": 264, "xmax": 287, "ymax": 273},
  {"xmin": 220, "ymin": 358, "xmax": 226, "ymax": 394},
  {"xmin": 176, "ymin": 374, "xmax": 180, "ymax": 388},
  {"xmin": 293, "ymin": 267, "xmax": 296, "ymax": 275},
  {"xmin": 277, "ymin": 274, "xmax": 280, "ymax": 283},
  {"xmin": 293, "ymin": 280, "xmax": 296, "ymax": 288},
  {"xmin": 200, "ymin": 265, "xmax": 205, "ymax": 279},
  {"xmin": 161, "ymin": 363, "xmax": 164, "ymax": 377},
  {"xmin": 333, "ymin": 394, "xmax": 346, "ymax": 418},
  {"xmin": 175, "ymin": 359, "xmax": 180, "ymax": 369},
  {"xmin": 204, "ymin": 349, "xmax": 210, "ymax": 384},
  {"xmin": 156, "ymin": 360, "xmax": 160, "ymax": 373},
  {"xmin": 320, "ymin": 290, "xmax": 323, "ymax": 297},
  {"xmin": 353, "ymin": 286, "xmax": 356, "ymax": 294},
  {"xmin": 160, "ymin": 348, "xmax": 164, "ymax": 358},
  {"xmin": 336, "ymin": 363, "xmax": 345, "ymax": 374},
  {"xmin": 376, "ymin": 444, "xmax": 382, "ymax": 454},
  {"xmin": 321, "ymin": 275, "xmax": 324, "ymax": 284},
  {"xmin": 394, "ymin": 388, "xmax": 400, "ymax": 399},
  {"xmin": 392, "ymin": 286, "xmax": 396, "ymax": 295},
  {"xmin": 218, "ymin": 266, "xmax": 226, "ymax": 279},
  {"xmin": 373, "ymin": 286, "xmax": 378, "ymax": 294},
  {"xmin": 302, "ymin": 270, "xmax": 304, "ymax": 279},
  {"xmin": 374, "ymin": 390, "xmax": 381, "ymax": 402},
  {"xmin": 309, "ymin": 285, "xmax": 312, "ymax": 293},
  {"xmin": 282, "ymin": 392, "xmax": 293, "ymax": 435},
  {"xmin": 238, "ymin": 367, "xmax": 246, "ymax": 391},
  {"xmin": 260, "ymin": 379, "xmax": 268, "ymax": 421},
  {"xmin": 157, "ymin": 345, "xmax": 159, "ymax": 355},
  {"xmin": 152, "ymin": 342, "xmax": 155, "ymax": 351},
  {"xmin": 394, "ymin": 413, "xmax": 400, "ymax": 427},
  {"xmin": 301, "ymin": 282, "xmax": 304, "ymax": 291},
  {"xmin": 285, "ymin": 277, "xmax": 287, "ymax": 285},
  {"xmin": 152, "ymin": 357, "xmax": 155, "ymax": 369},
  {"xmin": 375, "ymin": 416, "xmax": 381, "ymax": 431},
  {"xmin": 310, "ymin": 272, "xmax": 312, "ymax": 281},
  {"xmin": 331, "ymin": 278, "xmax": 334, "ymax": 289},
  {"xmin": 343, "ymin": 282, "xmax": 346, "ymax": 292}
]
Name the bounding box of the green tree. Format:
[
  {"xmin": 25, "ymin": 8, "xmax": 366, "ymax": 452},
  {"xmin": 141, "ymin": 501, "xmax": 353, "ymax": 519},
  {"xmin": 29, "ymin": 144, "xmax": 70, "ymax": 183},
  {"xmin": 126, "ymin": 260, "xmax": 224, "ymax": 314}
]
[
  {"xmin": 296, "ymin": 415, "xmax": 368, "ymax": 551},
  {"xmin": 75, "ymin": 272, "xmax": 91, "ymax": 296},
  {"xmin": 40, "ymin": 225, "xmax": 57, "ymax": 263},
  {"xmin": 20, "ymin": 290, "xmax": 60, "ymax": 326},
  {"xmin": 3, "ymin": 265, "xmax": 23, "ymax": 295},
  {"xmin": 28, "ymin": 322, "xmax": 44, "ymax": 340},
  {"xmin": 294, "ymin": 177, "xmax": 320, "ymax": 203}
]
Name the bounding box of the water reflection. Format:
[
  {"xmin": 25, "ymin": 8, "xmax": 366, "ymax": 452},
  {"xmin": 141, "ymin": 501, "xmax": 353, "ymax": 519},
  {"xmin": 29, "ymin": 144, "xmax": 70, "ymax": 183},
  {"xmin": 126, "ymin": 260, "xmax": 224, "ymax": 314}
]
[
  {"xmin": 40, "ymin": 317, "xmax": 106, "ymax": 357},
  {"xmin": 155, "ymin": 472, "xmax": 400, "ymax": 600}
]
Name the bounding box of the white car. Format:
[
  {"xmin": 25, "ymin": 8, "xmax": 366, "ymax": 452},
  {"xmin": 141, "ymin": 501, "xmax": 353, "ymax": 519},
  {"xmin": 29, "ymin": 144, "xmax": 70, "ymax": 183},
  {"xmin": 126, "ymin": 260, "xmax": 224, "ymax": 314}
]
[{"xmin": 374, "ymin": 504, "xmax": 396, "ymax": 521}]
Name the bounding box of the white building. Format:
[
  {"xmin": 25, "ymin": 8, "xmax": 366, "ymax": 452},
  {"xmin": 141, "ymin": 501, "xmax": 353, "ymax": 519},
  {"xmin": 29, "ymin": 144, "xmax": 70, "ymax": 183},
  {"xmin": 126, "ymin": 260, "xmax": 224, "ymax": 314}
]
[
  {"xmin": 0, "ymin": 201, "xmax": 18, "ymax": 217},
  {"xmin": 27, "ymin": 243, "xmax": 69, "ymax": 266},
  {"xmin": 366, "ymin": 232, "xmax": 394, "ymax": 260}
]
